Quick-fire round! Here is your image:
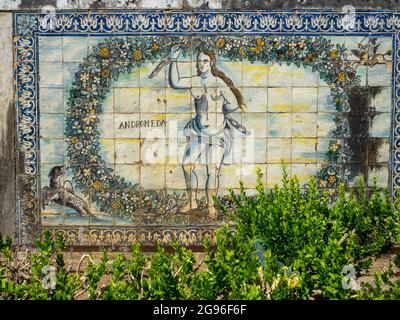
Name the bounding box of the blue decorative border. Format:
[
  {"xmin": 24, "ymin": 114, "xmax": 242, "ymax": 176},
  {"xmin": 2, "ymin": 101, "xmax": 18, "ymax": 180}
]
[
  {"xmin": 13, "ymin": 11, "xmax": 400, "ymax": 246},
  {"xmin": 13, "ymin": 11, "xmax": 400, "ymax": 34}
]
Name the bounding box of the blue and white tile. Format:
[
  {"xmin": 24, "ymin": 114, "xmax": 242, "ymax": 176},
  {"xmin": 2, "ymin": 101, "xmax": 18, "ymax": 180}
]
[
  {"xmin": 219, "ymin": 164, "xmax": 242, "ymax": 189},
  {"xmin": 63, "ymin": 36, "xmax": 89, "ymax": 62},
  {"xmin": 219, "ymin": 61, "xmax": 243, "ymax": 88},
  {"xmin": 141, "ymin": 138, "xmax": 167, "ymax": 164},
  {"xmin": 268, "ymin": 64, "xmax": 292, "ymax": 87},
  {"xmin": 292, "ymin": 87, "xmax": 318, "ymax": 112},
  {"xmin": 369, "ymin": 113, "xmax": 391, "ymax": 138},
  {"xmin": 241, "ymin": 164, "xmax": 265, "ymax": 189},
  {"xmin": 165, "ymin": 164, "xmax": 186, "ymax": 190},
  {"xmin": 114, "ymin": 87, "xmax": 140, "ymax": 113},
  {"xmin": 292, "ymin": 65, "xmax": 318, "ymax": 87},
  {"xmin": 141, "ymin": 164, "xmax": 165, "ymax": 189},
  {"xmin": 40, "ymin": 139, "xmax": 64, "ymax": 163},
  {"xmin": 318, "ymin": 87, "xmax": 336, "ymax": 112},
  {"xmin": 115, "ymin": 138, "xmax": 141, "ymax": 164},
  {"xmin": 139, "ymin": 113, "xmax": 167, "ymax": 138},
  {"xmin": 267, "ymin": 87, "xmax": 291, "ymax": 112},
  {"xmin": 98, "ymin": 138, "xmax": 115, "ymax": 164},
  {"xmin": 292, "ymin": 113, "xmax": 317, "ymax": 138},
  {"xmin": 242, "ymin": 87, "xmax": 268, "ymax": 112},
  {"xmin": 316, "ymin": 138, "xmax": 331, "ymax": 162},
  {"xmin": 140, "ymin": 62, "xmax": 167, "ymax": 88},
  {"xmin": 242, "ymin": 61, "xmax": 268, "ymax": 87},
  {"xmin": 242, "ymin": 112, "xmax": 267, "ymax": 138},
  {"xmin": 292, "ymin": 138, "xmax": 317, "ymax": 164},
  {"xmin": 39, "ymin": 63, "xmax": 63, "ymax": 88},
  {"xmin": 38, "ymin": 36, "xmax": 63, "ymax": 63},
  {"xmin": 140, "ymin": 87, "xmax": 166, "ymax": 113},
  {"xmin": 63, "ymin": 63, "xmax": 81, "ymax": 91},
  {"xmin": 40, "ymin": 113, "xmax": 65, "ymax": 139},
  {"xmin": 368, "ymin": 64, "xmax": 392, "ymax": 86},
  {"xmin": 165, "ymin": 88, "xmax": 191, "ymax": 113},
  {"xmin": 370, "ymin": 87, "xmax": 392, "ymax": 113},
  {"xmin": 267, "ymin": 138, "xmax": 291, "ymax": 164},
  {"xmin": 40, "ymin": 88, "xmax": 64, "ymax": 113},
  {"xmin": 317, "ymin": 113, "xmax": 337, "ymax": 137},
  {"xmin": 99, "ymin": 113, "xmax": 115, "ymax": 138},
  {"xmin": 111, "ymin": 67, "xmax": 140, "ymax": 88},
  {"xmin": 114, "ymin": 164, "xmax": 140, "ymax": 185},
  {"xmin": 267, "ymin": 113, "xmax": 291, "ymax": 138}
]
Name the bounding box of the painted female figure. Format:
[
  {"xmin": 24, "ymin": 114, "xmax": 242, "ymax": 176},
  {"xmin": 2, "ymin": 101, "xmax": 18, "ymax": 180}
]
[{"xmin": 168, "ymin": 45, "xmax": 249, "ymax": 217}]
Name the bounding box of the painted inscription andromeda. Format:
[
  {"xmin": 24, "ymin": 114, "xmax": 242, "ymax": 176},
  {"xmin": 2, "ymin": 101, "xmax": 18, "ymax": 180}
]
[{"xmin": 14, "ymin": 12, "xmax": 397, "ymax": 246}]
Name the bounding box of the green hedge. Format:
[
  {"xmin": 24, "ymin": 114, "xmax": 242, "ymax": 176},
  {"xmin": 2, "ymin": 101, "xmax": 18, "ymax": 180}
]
[{"xmin": 1, "ymin": 167, "xmax": 400, "ymax": 300}]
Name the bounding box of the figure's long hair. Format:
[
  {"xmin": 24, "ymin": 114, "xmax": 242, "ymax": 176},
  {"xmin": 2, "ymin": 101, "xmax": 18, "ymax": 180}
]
[{"xmin": 197, "ymin": 50, "xmax": 246, "ymax": 111}]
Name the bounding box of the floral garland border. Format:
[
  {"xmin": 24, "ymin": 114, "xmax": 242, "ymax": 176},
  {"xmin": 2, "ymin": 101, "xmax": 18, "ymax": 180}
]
[{"xmin": 64, "ymin": 35, "xmax": 359, "ymax": 218}]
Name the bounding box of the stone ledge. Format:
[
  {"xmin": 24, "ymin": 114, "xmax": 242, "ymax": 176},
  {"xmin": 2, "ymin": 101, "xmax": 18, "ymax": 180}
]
[{"xmin": 1, "ymin": 0, "xmax": 400, "ymax": 11}]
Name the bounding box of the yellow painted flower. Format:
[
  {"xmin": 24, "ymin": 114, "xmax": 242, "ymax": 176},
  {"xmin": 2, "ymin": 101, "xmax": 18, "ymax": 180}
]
[
  {"xmin": 111, "ymin": 200, "xmax": 122, "ymax": 209},
  {"xmin": 337, "ymin": 71, "xmax": 346, "ymax": 82},
  {"xmin": 101, "ymin": 68, "xmax": 110, "ymax": 78},
  {"xmin": 99, "ymin": 47, "xmax": 110, "ymax": 58},
  {"xmin": 93, "ymin": 180, "xmax": 102, "ymax": 189},
  {"xmin": 256, "ymin": 38, "xmax": 264, "ymax": 47},
  {"xmin": 319, "ymin": 179, "xmax": 327, "ymax": 188},
  {"xmin": 288, "ymin": 42, "xmax": 296, "ymax": 49},
  {"xmin": 83, "ymin": 168, "xmax": 91, "ymax": 177},
  {"xmin": 305, "ymin": 53, "xmax": 314, "ymax": 62},
  {"xmin": 250, "ymin": 46, "xmax": 263, "ymax": 54},
  {"xmin": 239, "ymin": 46, "xmax": 245, "ymax": 56},
  {"xmin": 328, "ymin": 175, "xmax": 337, "ymax": 184},
  {"xmin": 330, "ymin": 49, "xmax": 339, "ymax": 59},
  {"xmin": 132, "ymin": 49, "xmax": 142, "ymax": 61},
  {"xmin": 70, "ymin": 136, "xmax": 79, "ymax": 144},
  {"xmin": 84, "ymin": 114, "xmax": 97, "ymax": 124},
  {"xmin": 329, "ymin": 143, "xmax": 339, "ymax": 152},
  {"xmin": 216, "ymin": 38, "xmax": 225, "ymax": 48},
  {"xmin": 297, "ymin": 40, "xmax": 306, "ymax": 50},
  {"xmin": 90, "ymin": 108, "xmax": 96, "ymax": 115},
  {"xmin": 335, "ymin": 97, "xmax": 343, "ymax": 104},
  {"xmin": 80, "ymin": 72, "xmax": 89, "ymax": 82},
  {"xmin": 151, "ymin": 42, "xmax": 160, "ymax": 50}
]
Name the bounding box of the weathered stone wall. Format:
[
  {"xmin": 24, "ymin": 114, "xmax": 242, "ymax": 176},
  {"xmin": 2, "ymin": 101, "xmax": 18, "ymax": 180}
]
[
  {"xmin": 0, "ymin": 13, "xmax": 15, "ymax": 240},
  {"xmin": 1, "ymin": 0, "xmax": 400, "ymax": 10}
]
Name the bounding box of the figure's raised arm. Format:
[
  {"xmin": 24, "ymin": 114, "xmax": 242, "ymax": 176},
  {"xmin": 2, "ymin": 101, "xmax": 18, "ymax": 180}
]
[{"xmin": 168, "ymin": 45, "xmax": 191, "ymax": 90}]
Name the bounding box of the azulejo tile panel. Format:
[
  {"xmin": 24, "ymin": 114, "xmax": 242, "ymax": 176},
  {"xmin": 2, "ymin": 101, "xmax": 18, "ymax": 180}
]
[{"xmin": 13, "ymin": 11, "xmax": 400, "ymax": 247}]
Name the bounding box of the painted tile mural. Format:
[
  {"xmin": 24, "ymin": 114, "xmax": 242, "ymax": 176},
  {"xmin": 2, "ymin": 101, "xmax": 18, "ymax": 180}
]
[{"xmin": 14, "ymin": 11, "xmax": 400, "ymax": 247}]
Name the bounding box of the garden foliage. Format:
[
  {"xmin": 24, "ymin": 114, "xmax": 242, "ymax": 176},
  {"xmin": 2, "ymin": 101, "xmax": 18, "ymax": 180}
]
[{"xmin": 1, "ymin": 167, "xmax": 400, "ymax": 300}]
